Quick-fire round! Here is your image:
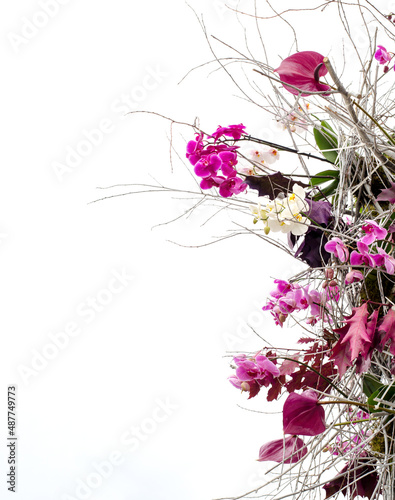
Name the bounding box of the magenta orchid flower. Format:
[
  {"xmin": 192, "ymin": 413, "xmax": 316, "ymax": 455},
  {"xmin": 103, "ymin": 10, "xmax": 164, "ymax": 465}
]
[
  {"xmin": 360, "ymin": 220, "xmax": 387, "ymax": 244},
  {"xmin": 229, "ymin": 354, "xmax": 280, "ymax": 399},
  {"xmin": 324, "ymin": 237, "xmax": 349, "ymax": 262},
  {"xmin": 210, "ymin": 124, "xmax": 246, "ymax": 141},
  {"xmin": 218, "ymin": 151, "xmax": 238, "ymax": 177},
  {"xmin": 199, "ymin": 176, "xmax": 224, "ymax": 190},
  {"xmin": 350, "ymin": 241, "xmax": 376, "ymax": 268},
  {"xmin": 194, "ymin": 154, "xmax": 221, "ymax": 178},
  {"xmin": 371, "ymin": 247, "xmax": 395, "ymax": 274},
  {"xmin": 283, "ymin": 390, "xmax": 326, "ymax": 436},
  {"xmin": 186, "ymin": 134, "xmax": 205, "ymax": 165},
  {"xmin": 219, "ymin": 176, "xmax": 247, "ymax": 197},
  {"xmin": 258, "ymin": 435, "xmax": 307, "ymax": 464},
  {"xmin": 375, "ymin": 45, "xmax": 391, "ymax": 65},
  {"xmin": 274, "ymin": 51, "xmax": 331, "ymax": 96},
  {"xmin": 345, "ymin": 270, "xmax": 364, "ymax": 285}
]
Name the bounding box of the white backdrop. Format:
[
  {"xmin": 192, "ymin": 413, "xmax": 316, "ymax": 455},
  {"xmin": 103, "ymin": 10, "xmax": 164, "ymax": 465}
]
[{"xmin": 1, "ymin": 1, "xmax": 390, "ymax": 499}]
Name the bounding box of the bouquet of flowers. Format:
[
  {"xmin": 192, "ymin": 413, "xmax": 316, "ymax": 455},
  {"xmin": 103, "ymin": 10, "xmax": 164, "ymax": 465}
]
[{"xmin": 99, "ymin": 1, "xmax": 395, "ymax": 498}]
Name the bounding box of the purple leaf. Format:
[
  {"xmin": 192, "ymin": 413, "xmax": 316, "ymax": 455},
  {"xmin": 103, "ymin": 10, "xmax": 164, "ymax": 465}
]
[{"xmin": 244, "ymin": 172, "xmax": 307, "ymax": 200}]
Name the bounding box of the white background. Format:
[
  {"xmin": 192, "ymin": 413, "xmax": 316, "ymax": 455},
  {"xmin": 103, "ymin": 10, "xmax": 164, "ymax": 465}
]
[{"xmin": 1, "ymin": 1, "xmax": 391, "ymax": 499}]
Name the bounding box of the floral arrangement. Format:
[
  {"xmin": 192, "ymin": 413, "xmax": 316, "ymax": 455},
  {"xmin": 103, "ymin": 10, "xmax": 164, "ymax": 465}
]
[{"xmin": 98, "ymin": 2, "xmax": 395, "ymax": 499}]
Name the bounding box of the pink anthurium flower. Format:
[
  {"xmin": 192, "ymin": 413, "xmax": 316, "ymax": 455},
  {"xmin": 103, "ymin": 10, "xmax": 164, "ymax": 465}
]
[
  {"xmin": 274, "ymin": 51, "xmax": 331, "ymax": 96},
  {"xmin": 258, "ymin": 435, "xmax": 307, "ymax": 464},
  {"xmin": 283, "ymin": 390, "xmax": 326, "ymax": 436}
]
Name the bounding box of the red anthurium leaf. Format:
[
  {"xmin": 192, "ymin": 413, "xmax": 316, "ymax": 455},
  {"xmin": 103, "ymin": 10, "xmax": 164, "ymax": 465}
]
[
  {"xmin": 337, "ymin": 303, "xmax": 372, "ymax": 360},
  {"xmin": 330, "ymin": 339, "xmax": 352, "ymax": 378},
  {"xmin": 377, "ymin": 182, "xmax": 395, "ymax": 203},
  {"xmin": 377, "ymin": 307, "xmax": 395, "ymax": 354}
]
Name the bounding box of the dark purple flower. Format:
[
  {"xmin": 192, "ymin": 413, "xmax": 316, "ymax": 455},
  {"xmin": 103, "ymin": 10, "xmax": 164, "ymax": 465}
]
[
  {"xmin": 360, "ymin": 220, "xmax": 387, "ymax": 245},
  {"xmin": 323, "ymin": 461, "xmax": 379, "ymax": 499},
  {"xmin": 375, "ymin": 45, "xmax": 391, "ymax": 65},
  {"xmin": 283, "ymin": 390, "xmax": 326, "ymax": 436},
  {"xmin": 219, "ymin": 176, "xmax": 247, "ymax": 197},
  {"xmin": 258, "ymin": 436, "xmax": 307, "ymax": 464},
  {"xmin": 210, "ymin": 124, "xmax": 246, "ymax": 141},
  {"xmin": 194, "ymin": 154, "xmax": 221, "ymax": 178},
  {"xmin": 274, "ymin": 51, "xmax": 331, "ymax": 96},
  {"xmin": 324, "ymin": 237, "xmax": 349, "ymax": 262}
]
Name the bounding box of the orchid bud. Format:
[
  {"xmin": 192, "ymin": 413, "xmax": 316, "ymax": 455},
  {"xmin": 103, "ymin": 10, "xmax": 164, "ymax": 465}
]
[
  {"xmin": 240, "ymin": 382, "xmax": 250, "ymax": 392},
  {"xmin": 384, "ymin": 65, "xmax": 390, "ymax": 73},
  {"xmin": 264, "ymin": 225, "xmax": 270, "ymax": 235},
  {"xmin": 322, "ymin": 281, "xmax": 328, "ymax": 289},
  {"xmin": 325, "ymin": 268, "xmax": 334, "ymax": 280},
  {"xmin": 329, "ymin": 280, "xmax": 338, "ymax": 287},
  {"xmin": 278, "ymin": 313, "xmax": 287, "ymax": 324}
]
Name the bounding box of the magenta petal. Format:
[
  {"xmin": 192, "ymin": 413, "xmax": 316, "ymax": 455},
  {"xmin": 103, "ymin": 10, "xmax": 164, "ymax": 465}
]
[
  {"xmin": 283, "ymin": 390, "xmax": 326, "ymax": 436},
  {"xmin": 258, "ymin": 436, "xmax": 307, "ymax": 464},
  {"xmin": 275, "ymin": 51, "xmax": 331, "ymax": 96}
]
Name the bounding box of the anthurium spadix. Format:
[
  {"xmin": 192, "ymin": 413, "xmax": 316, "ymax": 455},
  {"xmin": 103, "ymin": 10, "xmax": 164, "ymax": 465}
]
[
  {"xmin": 275, "ymin": 51, "xmax": 331, "ymax": 96},
  {"xmin": 283, "ymin": 389, "xmax": 326, "ymax": 436}
]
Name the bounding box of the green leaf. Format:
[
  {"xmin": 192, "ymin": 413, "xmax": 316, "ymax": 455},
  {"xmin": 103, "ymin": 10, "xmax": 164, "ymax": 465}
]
[
  {"xmin": 313, "ymin": 121, "xmax": 338, "ymax": 164},
  {"xmin": 367, "ymin": 382, "xmax": 395, "ymax": 413},
  {"xmin": 362, "ymin": 374, "xmax": 383, "ymax": 398},
  {"xmin": 310, "ymin": 169, "xmax": 339, "ymax": 187},
  {"xmin": 313, "ymin": 179, "xmax": 339, "ymax": 201}
]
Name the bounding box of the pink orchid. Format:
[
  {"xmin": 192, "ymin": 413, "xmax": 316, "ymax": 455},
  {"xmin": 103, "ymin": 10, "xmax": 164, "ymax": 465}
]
[
  {"xmin": 283, "ymin": 390, "xmax": 326, "ymax": 436},
  {"xmin": 218, "ymin": 151, "xmax": 238, "ymax": 177},
  {"xmin": 350, "ymin": 241, "xmax": 376, "ymax": 268},
  {"xmin": 194, "ymin": 154, "xmax": 221, "ymax": 178},
  {"xmin": 258, "ymin": 435, "xmax": 307, "ymax": 464},
  {"xmin": 274, "ymin": 51, "xmax": 331, "ymax": 96},
  {"xmin": 371, "ymin": 247, "xmax": 395, "ymax": 274},
  {"xmin": 229, "ymin": 354, "xmax": 280, "ymax": 399},
  {"xmin": 324, "ymin": 237, "xmax": 349, "ymax": 262},
  {"xmin": 345, "ymin": 270, "xmax": 364, "ymax": 285},
  {"xmin": 360, "ymin": 220, "xmax": 387, "ymax": 245},
  {"xmin": 375, "ymin": 45, "xmax": 391, "ymax": 65},
  {"xmin": 219, "ymin": 176, "xmax": 247, "ymax": 198},
  {"xmin": 210, "ymin": 124, "xmax": 246, "ymax": 141}
]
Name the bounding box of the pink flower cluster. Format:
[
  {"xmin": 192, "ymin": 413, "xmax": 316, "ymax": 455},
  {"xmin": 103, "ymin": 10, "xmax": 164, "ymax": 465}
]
[
  {"xmin": 325, "ymin": 220, "xmax": 394, "ymax": 275},
  {"xmin": 228, "ymin": 353, "xmax": 280, "ymax": 399},
  {"xmin": 262, "ymin": 279, "xmax": 324, "ymax": 327},
  {"xmin": 186, "ymin": 124, "xmax": 248, "ymax": 198}
]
